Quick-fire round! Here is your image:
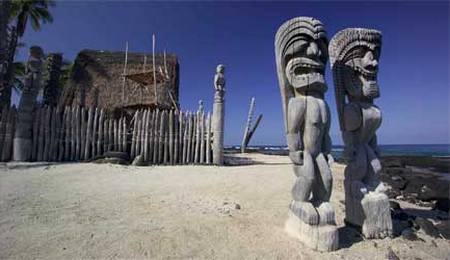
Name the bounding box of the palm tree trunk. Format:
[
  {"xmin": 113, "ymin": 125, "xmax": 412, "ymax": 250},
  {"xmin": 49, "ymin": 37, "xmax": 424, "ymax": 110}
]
[
  {"xmin": 0, "ymin": 1, "xmax": 12, "ymax": 108},
  {"xmin": 13, "ymin": 46, "xmax": 43, "ymax": 161},
  {"xmin": 43, "ymin": 53, "xmax": 62, "ymax": 107}
]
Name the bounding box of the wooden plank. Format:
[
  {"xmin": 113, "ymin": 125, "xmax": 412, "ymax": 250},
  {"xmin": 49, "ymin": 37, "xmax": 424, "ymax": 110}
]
[
  {"xmin": 31, "ymin": 107, "xmax": 40, "ymax": 161},
  {"xmin": 169, "ymin": 110, "xmax": 174, "ymax": 164},
  {"xmin": 108, "ymin": 116, "xmax": 113, "ymax": 152},
  {"xmin": 135, "ymin": 111, "xmax": 142, "ymax": 156},
  {"xmin": 206, "ymin": 112, "xmax": 211, "ymax": 164},
  {"xmin": 113, "ymin": 119, "xmax": 118, "ymax": 151},
  {"xmin": 143, "ymin": 109, "xmax": 149, "ymax": 161},
  {"xmin": 158, "ymin": 110, "xmax": 165, "ymax": 164},
  {"xmin": 173, "ymin": 111, "xmax": 178, "ymax": 164},
  {"xmin": 122, "ymin": 115, "xmax": 127, "ymax": 154},
  {"xmin": 140, "ymin": 110, "xmax": 147, "ymax": 156},
  {"xmin": 64, "ymin": 107, "xmax": 71, "ymax": 161},
  {"xmin": 49, "ymin": 107, "xmax": 57, "ymax": 161},
  {"xmin": 43, "ymin": 106, "xmax": 51, "ymax": 161},
  {"xmin": 191, "ymin": 114, "xmax": 197, "ymax": 163},
  {"xmin": 58, "ymin": 107, "xmax": 66, "ymax": 162},
  {"xmin": 186, "ymin": 112, "xmax": 192, "ymax": 164},
  {"xmin": 1, "ymin": 107, "xmax": 16, "ymax": 161},
  {"xmin": 118, "ymin": 117, "xmax": 122, "ymax": 152},
  {"xmin": 84, "ymin": 107, "xmax": 93, "ymax": 159},
  {"xmin": 194, "ymin": 111, "xmax": 200, "ymax": 164},
  {"xmin": 130, "ymin": 110, "xmax": 138, "ymax": 158},
  {"xmin": 0, "ymin": 106, "xmax": 7, "ymax": 157},
  {"xmin": 92, "ymin": 107, "xmax": 98, "ymax": 156},
  {"xmin": 152, "ymin": 109, "xmax": 159, "ymax": 164},
  {"xmin": 182, "ymin": 113, "xmax": 188, "ymax": 164},
  {"xmin": 200, "ymin": 111, "xmax": 205, "ymax": 164},
  {"xmin": 80, "ymin": 107, "xmax": 86, "ymax": 160},
  {"xmin": 149, "ymin": 110, "xmax": 155, "ymax": 163},
  {"xmin": 97, "ymin": 109, "xmax": 104, "ymax": 157}
]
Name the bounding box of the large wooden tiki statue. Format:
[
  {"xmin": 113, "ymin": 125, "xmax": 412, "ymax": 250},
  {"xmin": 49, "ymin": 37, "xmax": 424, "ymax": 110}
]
[
  {"xmin": 275, "ymin": 17, "xmax": 338, "ymax": 251},
  {"xmin": 329, "ymin": 28, "xmax": 392, "ymax": 238}
]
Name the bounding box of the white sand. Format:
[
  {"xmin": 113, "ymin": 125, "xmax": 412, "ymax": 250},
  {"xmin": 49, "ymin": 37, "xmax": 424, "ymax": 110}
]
[{"xmin": 0, "ymin": 153, "xmax": 448, "ymax": 259}]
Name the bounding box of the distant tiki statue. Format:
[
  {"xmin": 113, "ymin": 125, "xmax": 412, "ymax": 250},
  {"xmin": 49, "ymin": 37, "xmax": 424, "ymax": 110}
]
[
  {"xmin": 212, "ymin": 64, "xmax": 225, "ymax": 166},
  {"xmin": 329, "ymin": 28, "xmax": 392, "ymax": 238},
  {"xmin": 275, "ymin": 17, "xmax": 338, "ymax": 251},
  {"xmin": 13, "ymin": 46, "xmax": 44, "ymax": 161}
]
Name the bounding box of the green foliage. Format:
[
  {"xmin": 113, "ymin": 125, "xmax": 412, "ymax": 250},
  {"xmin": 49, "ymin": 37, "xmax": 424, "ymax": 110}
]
[{"xmin": 10, "ymin": 0, "xmax": 55, "ymax": 36}]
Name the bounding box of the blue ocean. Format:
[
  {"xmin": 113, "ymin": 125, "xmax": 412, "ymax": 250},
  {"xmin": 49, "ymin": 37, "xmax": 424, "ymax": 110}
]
[{"xmin": 227, "ymin": 144, "xmax": 450, "ymax": 158}]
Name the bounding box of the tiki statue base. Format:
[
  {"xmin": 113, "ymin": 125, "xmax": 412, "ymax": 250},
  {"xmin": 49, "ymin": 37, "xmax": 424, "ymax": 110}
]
[{"xmin": 285, "ymin": 202, "xmax": 339, "ymax": 252}]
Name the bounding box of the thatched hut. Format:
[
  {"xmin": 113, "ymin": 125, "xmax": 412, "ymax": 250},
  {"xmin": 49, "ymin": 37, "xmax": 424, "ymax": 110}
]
[{"xmin": 59, "ymin": 49, "xmax": 179, "ymax": 114}]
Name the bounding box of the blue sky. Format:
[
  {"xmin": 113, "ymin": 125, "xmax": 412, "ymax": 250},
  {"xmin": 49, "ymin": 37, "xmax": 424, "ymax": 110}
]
[{"xmin": 17, "ymin": 1, "xmax": 449, "ymax": 145}]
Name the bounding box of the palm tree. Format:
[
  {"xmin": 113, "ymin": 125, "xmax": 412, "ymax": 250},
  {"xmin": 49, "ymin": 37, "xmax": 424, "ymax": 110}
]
[
  {"xmin": 0, "ymin": 0, "xmax": 54, "ymax": 108},
  {"xmin": 10, "ymin": 0, "xmax": 54, "ymax": 37}
]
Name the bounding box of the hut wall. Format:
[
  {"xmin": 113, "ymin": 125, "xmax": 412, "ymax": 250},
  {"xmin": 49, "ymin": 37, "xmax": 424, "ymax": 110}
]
[{"xmin": 60, "ymin": 50, "xmax": 179, "ymax": 113}]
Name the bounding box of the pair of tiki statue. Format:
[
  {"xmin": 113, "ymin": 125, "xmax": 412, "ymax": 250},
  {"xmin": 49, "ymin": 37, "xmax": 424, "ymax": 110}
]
[{"xmin": 275, "ymin": 17, "xmax": 392, "ymax": 251}]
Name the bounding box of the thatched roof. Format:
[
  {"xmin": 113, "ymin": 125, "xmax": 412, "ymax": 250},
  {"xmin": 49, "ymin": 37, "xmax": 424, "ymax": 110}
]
[{"xmin": 59, "ymin": 49, "xmax": 179, "ymax": 112}]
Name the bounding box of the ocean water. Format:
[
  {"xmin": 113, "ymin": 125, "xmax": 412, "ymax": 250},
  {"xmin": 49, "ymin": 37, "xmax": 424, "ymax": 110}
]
[{"xmin": 227, "ymin": 144, "xmax": 450, "ymax": 158}]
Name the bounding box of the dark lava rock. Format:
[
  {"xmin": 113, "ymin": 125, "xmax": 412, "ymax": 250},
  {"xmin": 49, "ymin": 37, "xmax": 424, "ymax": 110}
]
[
  {"xmin": 415, "ymin": 217, "xmax": 440, "ymax": 238},
  {"xmin": 131, "ymin": 155, "xmax": 146, "ymax": 166},
  {"xmin": 382, "ymin": 157, "xmax": 405, "ymax": 168},
  {"xmin": 392, "ymin": 210, "xmax": 410, "ymax": 221},
  {"xmin": 93, "ymin": 157, "xmax": 129, "ymax": 165},
  {"xmin": 103, "ymin": 151, "xmax": 130, "ymax": 161},
  {"xmin": 393, "ymin": 219, "xmax": 412, "ymax": 237},
  {"xmin": 390, "ymin": 201, "xmax": 401, "ymax": 210},
  {"xmin": 386, "ymin": 247, "xmax": 400, "ymax": 260},
  {"xmin": 401, "ymin": 228, "xmax": 419, "ymax": 241},
  {"xmin": 435, "ymin": 220, "xmax": 450, "ymax": 239},
  {"xmin": 433, "ymin": 198, "xmax": 450, "ymax": 212},
  {"xmin": 235, "ymin": 203, "xmax": 241, "ymax": 210}
]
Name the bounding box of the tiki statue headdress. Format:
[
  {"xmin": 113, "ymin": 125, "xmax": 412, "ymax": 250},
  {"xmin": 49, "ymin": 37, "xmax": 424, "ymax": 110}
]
[
  {"xmin": 275, "ymin": 17, "xmax": 328, "ymax": 132},
  {"xmin": 329, "ymin": 28, "xmax": 382, "ymax": 131}
]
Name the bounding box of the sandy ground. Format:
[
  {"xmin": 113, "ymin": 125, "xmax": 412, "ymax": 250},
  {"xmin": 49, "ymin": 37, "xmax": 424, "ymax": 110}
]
[{"xmin": 0, "ymin": 153, "xmax": 449, "ymax": 259}]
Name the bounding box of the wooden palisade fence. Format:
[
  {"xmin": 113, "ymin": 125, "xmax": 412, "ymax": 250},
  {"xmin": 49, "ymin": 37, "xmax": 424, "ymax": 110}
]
[{"xmin": 0, "ymin": 105, "xmax": 214, "ymax": 165}]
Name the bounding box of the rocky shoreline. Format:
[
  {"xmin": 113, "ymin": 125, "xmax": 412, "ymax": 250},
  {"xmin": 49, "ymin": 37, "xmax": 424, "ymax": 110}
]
[{"xmin": 380, "ymin": 156, "xmax": 449, "ymax": 211}]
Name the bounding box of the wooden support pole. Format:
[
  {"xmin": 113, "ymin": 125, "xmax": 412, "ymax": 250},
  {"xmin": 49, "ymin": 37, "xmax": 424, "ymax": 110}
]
[
  {"xmin": 244, "ymin": 114, "xmax": 263, "ymax": 150},
  {"xmin": 135, "ymin": 111, "xmax": 142, "ymax": 156},
  {"xmin": 59, "ymin": 107, "xmax": 67, "ymax": 161},
  {"xmin": 200, "ymin": 111, "xmax": 205, "ymax": 164},
  {"xmin": 103, "ymin": 118, "xmax": 108, "ymax": 153},
  {"xmin": 152, "ymin": 34, "xmax": 158, "ymax": 105},
  {"xmin": 64, "ymin": 107, "xmax": 71, "ymax": 161},
  {"xmin": 241, "ymin": 97, "xmax": 255, "ymax": 153},
  {"xmin": 108, "ymin": 118, "xmax": 113, "ymax": 152},
  {"xmin": 31, "ymin": 108, "xmax": 40, "ymax": 161},
  {"xmin": 118, "ymin": 117, "xmax": 123, "ymax": 152},
  {"xmin": 43, "ymin": 106, "xmax": 51, "ymax": 161},
  {"xmin": 206, "ymin": 112, "xmax": 211, "ymax": 164},
  {"xmin": 194, "ymin": 111, "xmax": 200, "ymax": 164},
  {"xmin": 80, "ymin": 107, "xmax": 86, "ymax": 160},
  {"xmin": 75, "ymin": 106, "xmax": 81, "ymax": 161},
  {"xmin": 169, "ymin": 110, "xmax": 174, "ymax": 165},
  {"xmin": 85, "ymin": 106, "xmax": 93, "ymax": 160},
  {"xmin": 97, "ymin": 109, "xmax": 104, "ymax": 157},
  {"xmin": 173, "ymin": 111, "xmax": 178, "ymax": 164},
  {"xmin": 130, "ymin": 110, "xmax": 138, "ymax": 158},
  {"xmin": 148, "ymin": 110, "xmax": 154, "ymax": 163},
  {"xmin": 158, "ymin": 110, "xmax": 165, "ymax": 164},
  {"xmin": 49, "ymin": 107, "xmax": 57, "ymax": 161},
  {"xmin": 182, "ymin": 113, "xmax": 188, "ymax": 164},
  {"xmin": 92, "ymin": 107, "xmax": 98, "ymax": 156},
  {"xmin": 152, "ymin": 109, "xmax": 159, "ymax": 164},
  {"xmin": 1, "ymin": 107, "xmax": 16, "ymax": 161},
  {"xmin": 122, "ymin": 115, "xmax": 127, "ymax": 154},
  {"xmin": 113, "ymin": 119, "xmax": 118, "ymax": 151}
]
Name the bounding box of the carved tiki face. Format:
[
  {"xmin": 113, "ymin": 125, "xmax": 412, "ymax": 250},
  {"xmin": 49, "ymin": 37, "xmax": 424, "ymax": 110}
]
[
  {"xmin": 275, "ymin": 17, "xmax": 329, "ymax": 132},
  {"xmin": 276, "ymin": 17, "xmax": 328, "ymax": 95},
  {"xmin": 329, "ymin": 28, "xmax": 382, "ymax": 100}
]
